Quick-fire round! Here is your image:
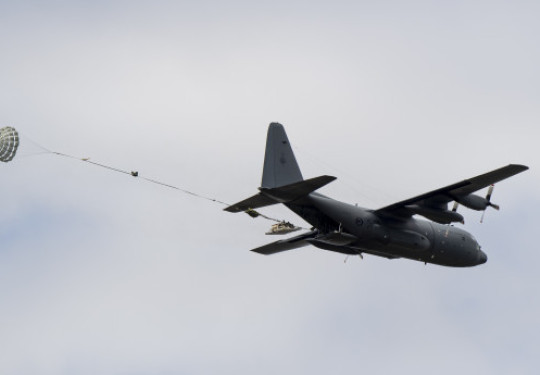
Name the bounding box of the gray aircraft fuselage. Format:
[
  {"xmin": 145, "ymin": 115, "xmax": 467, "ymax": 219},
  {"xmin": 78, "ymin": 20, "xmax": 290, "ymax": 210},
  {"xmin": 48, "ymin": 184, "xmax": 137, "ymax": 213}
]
[{"xmin": 287, "ymin": 194, "xmax": 487, "ymax": 267}]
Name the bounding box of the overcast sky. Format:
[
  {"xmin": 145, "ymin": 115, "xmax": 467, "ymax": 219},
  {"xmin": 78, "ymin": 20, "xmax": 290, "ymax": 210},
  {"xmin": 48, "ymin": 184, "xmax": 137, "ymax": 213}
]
[{"xmin": 1, "ymin": 1, "xmax": 539, "ymax": 374}]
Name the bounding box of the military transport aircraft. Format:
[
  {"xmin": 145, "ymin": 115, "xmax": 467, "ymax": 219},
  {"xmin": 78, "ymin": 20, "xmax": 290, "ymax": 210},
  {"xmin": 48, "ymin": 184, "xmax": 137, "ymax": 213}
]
[{"xmin": 225, "ymin": 123, "xmax": 528, "ymax": 267}]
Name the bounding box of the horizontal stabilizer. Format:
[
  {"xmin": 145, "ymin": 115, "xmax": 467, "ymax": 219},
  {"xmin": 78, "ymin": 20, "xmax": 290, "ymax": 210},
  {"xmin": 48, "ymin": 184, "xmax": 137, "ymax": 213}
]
[
  {"xmin": 251, "ymin": 230, "xmax": 317, "ymax": 255},
  {"xmin": 224, "ymin": 193, "xmax": 276, "ymax": 213},
  {"xmin": 259, "ymin": 175, "xmax": 336, "ymax": 202},
  {"xmin": 224, "ymin": 175, "xmax": 336, "ymax": 213}
]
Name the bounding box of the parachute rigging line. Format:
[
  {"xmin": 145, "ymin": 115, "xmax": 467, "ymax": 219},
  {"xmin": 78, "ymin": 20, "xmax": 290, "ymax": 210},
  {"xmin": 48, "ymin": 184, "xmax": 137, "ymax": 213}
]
[
  {"xmin": 33, "ymin": 142, "xmax": 291, "ymax": 226},
  {"xmin": 51, "ymin": 150, "xmax": 232, "ymax": 206}
]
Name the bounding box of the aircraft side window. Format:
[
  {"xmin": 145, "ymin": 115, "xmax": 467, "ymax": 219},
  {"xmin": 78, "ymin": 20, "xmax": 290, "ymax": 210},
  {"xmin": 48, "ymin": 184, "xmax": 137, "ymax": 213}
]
[{"xmin": 355, "ymin": 217, "xmax": 364, "ymax": 226}]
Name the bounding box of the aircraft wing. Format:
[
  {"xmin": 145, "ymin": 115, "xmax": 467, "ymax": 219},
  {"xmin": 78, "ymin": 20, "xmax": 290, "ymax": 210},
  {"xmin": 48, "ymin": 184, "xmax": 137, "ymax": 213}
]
[
  {"xmin": 251, "ymin": 230, "xmax": 318, "ymax": 255},
  {"xmin": 374, "ymin": 164, "xmax": 528, "ymax": 220}
]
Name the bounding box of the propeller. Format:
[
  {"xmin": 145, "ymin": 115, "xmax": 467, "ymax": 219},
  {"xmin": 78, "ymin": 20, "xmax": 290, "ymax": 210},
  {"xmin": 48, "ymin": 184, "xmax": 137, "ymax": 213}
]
[
  {"xmin": 481, "ymin": 185, "xmax": 499, "ymax": 223},
  {"xmin": 485, "ymin": 185, "xmax": 500, "ymax": 210}
]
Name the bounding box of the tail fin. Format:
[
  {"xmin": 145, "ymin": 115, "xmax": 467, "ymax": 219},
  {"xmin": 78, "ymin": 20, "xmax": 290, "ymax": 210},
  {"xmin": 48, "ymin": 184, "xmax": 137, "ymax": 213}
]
[
  {"xmin": 261, "ymin": 123, "xmax": 303, "ymax": 188},
  {"xmin": 224, "ymin": 122, "xmax": 336, "ymax": 214}
]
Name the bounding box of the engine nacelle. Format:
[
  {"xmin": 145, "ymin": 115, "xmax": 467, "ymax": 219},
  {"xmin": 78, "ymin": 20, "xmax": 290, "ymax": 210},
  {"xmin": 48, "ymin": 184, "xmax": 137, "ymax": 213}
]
[
  {"xmin": 455, "ymin": 194, "xmax": 489, "ymax": 211},
  {"xmin": 405, "ymin": 204, "xmax": 464, "ymax": 224}
]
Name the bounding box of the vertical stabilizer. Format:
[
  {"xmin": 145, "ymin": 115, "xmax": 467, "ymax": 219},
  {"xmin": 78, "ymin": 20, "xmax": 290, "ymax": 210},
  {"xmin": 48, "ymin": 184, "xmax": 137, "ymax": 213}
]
[{"xmin": 261, "ymin": 123, "xmax": 303, "ymax": 188}]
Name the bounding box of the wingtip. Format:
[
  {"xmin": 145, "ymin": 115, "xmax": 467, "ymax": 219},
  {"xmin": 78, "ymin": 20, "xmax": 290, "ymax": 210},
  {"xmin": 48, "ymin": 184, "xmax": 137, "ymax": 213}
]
[
  {"xmin": 509, "ymin": 164, "xmax": 529, "ymax": 171},
  {"xmin": 319, "ymin": 175, "xmax": 338, "ymax": 183},
  {"xmin": 223, "ymin": 205, "xmax": 240, "ymax": 213},
  {"xmin": 250, "ymin": 249, "xmax": 270, "ymax": 255}
]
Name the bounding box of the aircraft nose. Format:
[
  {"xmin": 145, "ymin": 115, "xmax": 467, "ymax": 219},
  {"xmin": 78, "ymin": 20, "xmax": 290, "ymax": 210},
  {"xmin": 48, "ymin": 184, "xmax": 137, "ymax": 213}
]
[{"xmin": 477, "ymin": 250, "xmax": 488, "ymax": 265}]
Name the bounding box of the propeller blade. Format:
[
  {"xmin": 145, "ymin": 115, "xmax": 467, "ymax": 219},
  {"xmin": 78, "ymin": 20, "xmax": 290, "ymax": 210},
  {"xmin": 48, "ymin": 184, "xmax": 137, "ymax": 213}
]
[
  {"xmin": 485, "ymin": 184, "xmax": 500, "ymax": 211},
  {"xmin": 489, "ymin": 202, "xmax": 500, "ymax": 210},
  {"xmin": 486, "ymin": 185, "xmax": 494, "ymax": 201}
]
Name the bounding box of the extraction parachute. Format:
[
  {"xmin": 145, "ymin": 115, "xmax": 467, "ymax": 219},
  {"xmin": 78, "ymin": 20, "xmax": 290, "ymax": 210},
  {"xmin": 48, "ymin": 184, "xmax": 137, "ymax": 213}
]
[{"xmin": 0, "ymin": 127, "xmax": 19, "ymax": 162}]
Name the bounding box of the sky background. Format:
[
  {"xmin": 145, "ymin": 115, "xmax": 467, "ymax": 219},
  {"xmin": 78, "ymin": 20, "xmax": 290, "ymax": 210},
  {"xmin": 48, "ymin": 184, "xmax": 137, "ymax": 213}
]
[{"xmin": 0, "ymin": 1, "xmax": 539, "ymax": 374}]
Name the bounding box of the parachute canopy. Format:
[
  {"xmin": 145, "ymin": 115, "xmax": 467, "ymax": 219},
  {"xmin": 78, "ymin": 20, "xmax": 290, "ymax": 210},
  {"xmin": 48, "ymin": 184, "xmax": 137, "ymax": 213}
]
[{"xmin": 0, "ymin": 127, "xmax": 19, "ymax": 162}]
